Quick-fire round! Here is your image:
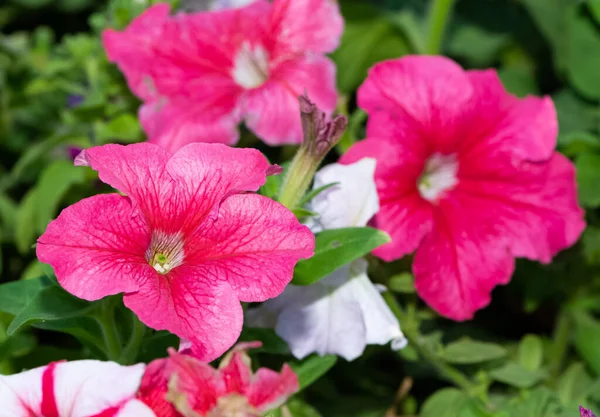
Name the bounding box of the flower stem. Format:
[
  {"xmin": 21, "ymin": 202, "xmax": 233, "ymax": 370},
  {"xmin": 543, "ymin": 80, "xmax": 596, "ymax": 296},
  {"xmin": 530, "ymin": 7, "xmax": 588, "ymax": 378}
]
[
  {"xmin": 383, "ymin": 291, "xmax": 485, "ymax": 401},
  {"xmin": 95, "ymin": 299, "xmax": 122, "ymax": 362},
  {"xmin": 548, "ymin": 306, "xmax": 572, "ymax": 385},
  {"xmin": 120, "ymin": 313, "xmax": 146, "ymax": 365},
  {"xmin": 278, "ymin": 147, "xmax": 316, "ymax": 210},
  {"xmin": 424, "ymin": 0, "xmax": 457, "ymax": 55}
]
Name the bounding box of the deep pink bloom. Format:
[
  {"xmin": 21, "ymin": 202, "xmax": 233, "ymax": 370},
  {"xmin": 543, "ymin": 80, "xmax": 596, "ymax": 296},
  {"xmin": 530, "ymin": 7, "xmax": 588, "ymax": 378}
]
[
  {"xmin": 102, "ymin": 0, "xmax": 342, "ymax": 151},
  {"xmin": 37, "ymin": 143, "xmax": 314, "ymax": 360},
  {"xmin": 137, "ymin": 343, "xmax": 298, "ymax": 417},
  {"xmin": 581, "ymin": 406, "xmax": 597, "ymax": 417},
  {"xmin": 341, "ymin": 56, "xmax": 585, "ymax": 320},
  {"xmin": 0, "ymin": 360, "xmax": 154, "ymax": 417}
]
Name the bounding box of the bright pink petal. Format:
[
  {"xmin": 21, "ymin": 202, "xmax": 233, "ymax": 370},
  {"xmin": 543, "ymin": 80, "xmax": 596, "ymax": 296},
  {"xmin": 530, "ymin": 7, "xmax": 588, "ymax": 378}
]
[
  {"xmin": 460, "ymin": 70, "xmax": 557, "ymax": 161},
  {"xmin": 246, "ymin": 365, "xmax": 298, "ymax": 411},
  {"xmin": 219, "ymin": 351, "xmax": 252, "ymax": 394},
  {"xmin": 137, "ymin": 359, "xmax": 179, "ymax": 417},
  {"xmin": 242, "ymin": 55, "xmax": 337, "ymax": 145},
  {"xmin": 413, "ymin": 203, "xmax": 515, "ymax": 321},
  {"xmin": 357, "ymin": 56, "xmax": 473, "ymax": 149},
  {"xmin": 458, "ymin": 153, "xmax": 585, "ymax": 263},
  {"xmin": 123, "ymin": 266, "xmax": 243, "ymax": 362},
  {"xmin": 36, "ymin": 194, "xmax": 151, "ymax": 301},
  {"xmin": 268, "ymin": 0, "xmax": 343, "ymax": 55},
  {"xmin": 185, "ymin": 193, "xmax": 315, "ymax": 302},
  {"xmin": 140, "ymin": 97, "xmax": 240, "ymax": 152},
  {"xmin": 341, "ymin": 135, "xmax": 433, "ymax": 261},
  {"xmin": 102, "ymin": 4, "xmax": 171, "ymax": 100}
]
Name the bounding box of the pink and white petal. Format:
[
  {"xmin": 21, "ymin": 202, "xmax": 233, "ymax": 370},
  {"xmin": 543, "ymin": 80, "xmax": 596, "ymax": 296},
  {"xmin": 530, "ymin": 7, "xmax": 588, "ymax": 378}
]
[
  {"xmin": 166, "ymin": 353, "xmax": 223, "ymax": 415},
  {"xmin": 0, "ymin": 365, "xmax": 45, "ymax": 417},
  {"xmin": 74, "ymin": 143, "xmax": 172, "ymax": 219},
  {"xmin": 186, "ymin": 193, "xmax": 314, "ymax": 302},
  {"xmin": 114, "ymin": 400, "xmax": 157, "ymax": 417},
  {"xmin": 268, "ymin": 0, "xmax": 343, "ymax": 55},
  {"xmin": 311, "ymin": 158, "xmax": 379, "ymax": 230},
  {"xmin": 52, "ymin": 361, "xmax": 146, "ymax": 417},
  {"xmin": 413, "ymin": 203, "xmax": 515, "ymax": 321},
  {"xmin": 246, "ymin": 365, "xmax": 298, "ymax": 412},
  {"xmin": 461, "ymin": 70, "xmax": 557, "ymax": 162},
  {"xmin": 36, "ymin": 194, "xmax": 152, "ymax": 301},
  {"xmin": 140, "ymin": 96, "xmax": 241, "ymax": 152},
  {"xmin": 219, "ymin": 351, "xmax": 252, "ymax": 395},
  {"xmin": 458, "ymin": 153, "xmax": 585, "ymax": 263},
  {"xmin": 102, "ymin": 4, "xmax": 171, "ymax": 100},
  {"xmin": 137, "ymin": 359, "xmax": 179, "ymax": 417},
  {"xmin": 357, "ymin": 56, "xmax": 472, "ymax": 145},
  {"xmin": 242, "ymin": 55, "xmax": 337, "ymax": 145},
  {"xmin": 123, "ymin": 266, "xmax": 243, "ymax": 361}
]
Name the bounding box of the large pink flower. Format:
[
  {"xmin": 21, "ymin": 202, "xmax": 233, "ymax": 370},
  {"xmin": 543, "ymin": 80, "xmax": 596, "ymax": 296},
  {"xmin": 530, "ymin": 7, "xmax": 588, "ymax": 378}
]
[
  {"xmin": 137, "ymin": 343, "xmax": 298, "ymax": 417},
  {"xmin": 0, "ymin": 360, "xmax": 154, "ymax": 417},
  {"xmin": 102, "ymin": 0, "xmax": 342, "ymax": 151},
  {"xmin": 36, "ymin": 143, "xmax": 314, "ymax": 360},
  {"xmin": 341, "ymin": 56, "xmax": 585, "ymax": 321}
]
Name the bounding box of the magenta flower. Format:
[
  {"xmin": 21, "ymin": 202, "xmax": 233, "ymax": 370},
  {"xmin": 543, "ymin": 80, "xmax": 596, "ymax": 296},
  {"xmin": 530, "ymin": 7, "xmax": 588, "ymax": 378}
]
[
  {"xmin": 341, "ymin": 56, "xmax": 585, "ymax": 321},
  {"xmin": 0, "ymin": 360, "xmax": 154, "ymax": 417},
  {"xmin": 581, "ymin": 406, "xmax": 597, "ymax": 417},
  {"xmin": 102, "ymin": 0, "xmax": 343, "ymax": 152},
  {"xmin": 37, "ymin": 143, "xmax": 314, "ymax": 360}
]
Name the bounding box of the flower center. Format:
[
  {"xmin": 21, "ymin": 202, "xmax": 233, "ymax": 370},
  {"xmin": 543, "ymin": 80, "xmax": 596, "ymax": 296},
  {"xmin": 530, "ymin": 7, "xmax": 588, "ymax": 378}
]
[
  {"xmin": 417, "ymin": 153, "xmax": 459, "ymax": 203},
  {"xmin": 145, "ymin": 231, "xmax": 185, "ymax": 275},
  {"xmin": 209, "ymin": 394, "xmax": 260, "ymax": 417},
  {"xmin": 232, "ymin": 42, "xmax": 269, "ymax": 89}
]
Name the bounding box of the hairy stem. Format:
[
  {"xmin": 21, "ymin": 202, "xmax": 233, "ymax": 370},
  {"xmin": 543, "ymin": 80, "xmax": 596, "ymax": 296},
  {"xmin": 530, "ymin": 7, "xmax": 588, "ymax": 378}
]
[
  {"xmin": 425, "ymin": 0, "xmax": 457, "ymax": 55},
  {"xmin": 96, "ymin": 300, "xmax": 122, "ymax": 362},
  {"xmin": 120, "ymin": 313, "xmax": 146, "ymax": 365},
  {"xmin": 548, "ymin": 306, "xmax": 572, "ymax": 385}
]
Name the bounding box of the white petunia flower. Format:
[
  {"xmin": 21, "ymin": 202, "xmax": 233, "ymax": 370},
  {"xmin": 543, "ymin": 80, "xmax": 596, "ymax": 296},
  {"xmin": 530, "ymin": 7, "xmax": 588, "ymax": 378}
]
[{"xmin": 247, "ymin": 158, "xmax": 407, "ymax": 361}]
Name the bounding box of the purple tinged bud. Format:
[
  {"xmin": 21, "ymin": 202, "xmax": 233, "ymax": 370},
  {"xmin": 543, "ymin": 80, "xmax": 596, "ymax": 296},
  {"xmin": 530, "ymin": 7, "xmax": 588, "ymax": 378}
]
[{"xmin": 581, "ymin": 406, "xmax": 597, "ymax": 417}]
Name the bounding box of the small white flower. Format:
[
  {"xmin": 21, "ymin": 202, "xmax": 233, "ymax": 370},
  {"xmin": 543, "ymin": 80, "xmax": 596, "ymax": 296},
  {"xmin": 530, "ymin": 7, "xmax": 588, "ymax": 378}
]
[{"xmin": 247, "ymin": 158, "xmax": 407, "ymax": 361}]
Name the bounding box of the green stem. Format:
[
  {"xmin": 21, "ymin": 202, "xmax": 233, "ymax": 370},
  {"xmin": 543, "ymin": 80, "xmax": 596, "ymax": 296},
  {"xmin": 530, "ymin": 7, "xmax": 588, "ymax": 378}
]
[
  {"xmin": 383, "ymin": 291, "xmax": 485, "ymax": 401},
  {"xmin": 278, "ymin": 147, "xmax": 317, "ymax": 209},
  {"xmin": 120, "ymin": 313, "xmax": 146, "ymax": 365},
  {"xmin": 548, "ymin": 306, "xmax": 572, "ymax": 385},
  {"xmin": 424, "ymin": 0, "xmax": 457, "ymax": 55},
  {"xmin": 96, "ymin": 301, "xmax": 122, "ymax": 362}
]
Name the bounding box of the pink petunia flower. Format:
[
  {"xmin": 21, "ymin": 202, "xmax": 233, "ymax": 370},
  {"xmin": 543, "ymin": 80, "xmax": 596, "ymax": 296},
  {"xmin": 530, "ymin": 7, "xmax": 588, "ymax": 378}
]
[
  {"xmin": 137, "ymin": 342, "xmax": 298, "ymax": 417},
  {"xmin": 341, "ymin": 56, "xmax": 586, "ymax": 321},
  {"xmin": 0, "ymin": 360, "xmax": 155, "ymax": 417},
  {"xmin": 36, "ymin": 142, "xmax": 314, "ymax": 360},
  {"xmin": 581, "ymin": 406, "xmax": 597, "ymax": 417},
  {"xmin": 102, "ymin": 0, "xmax": 343, "ymax": 152}
]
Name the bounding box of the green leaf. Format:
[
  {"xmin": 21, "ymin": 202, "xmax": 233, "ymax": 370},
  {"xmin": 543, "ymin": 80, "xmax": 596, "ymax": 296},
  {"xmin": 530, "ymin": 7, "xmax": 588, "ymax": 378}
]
[
  {"xmin": 498, "ymin": 67, "xmax": 538, "ymax": 98},
  {"xmin": 559, "ymin": 132, "xmax": 600, "ymax": 157},
  {"xmin": 583, "ymin": 226, "xmax": 600, "ymax": 265},
  {"xmin": 299, "ymin": 182, "xmax": 339, "ymax": 206},
  {"xmin": 15, "ymin": 188, "xmax": 38, "ymax": 254},
  {"xmin": 285, "ymin": 398, "xmax": 324, "ymax": 417},
  {"xmin": 0, "ymin": 333, "xmax": 37, "ymax": 359},
  {"xmin": 441, "ymin": 339, "xmax": 507, "ymax": 364},
  {"xmin": 97, "ymin": 113, "xmax": 141, "ymax": 143},
  {"xmin": 557, "ymin": 362, "xmax": 593, "ymax": 405},
  {"xmin": 420, "ymin": 388, "xmax": 469, "ymax": 417},
  {"xmin": 498, "ymin": 388, "xmax": 554, "ymax": 417},
  {"xmin": 489, "ymin": 362, "xmax": 547, "ymax": 388},
  {"xmin": 388, "ymin": 273, "xmax": 416, "ymax": 293},
  {"xmin": 575, "ymin": 152, "xmax": 600, "ymax": 207},
  {"xmin": 566, "ymin": 13, "xmax": 600, "ymax": 99},
  {"xmin": 7, "ymin": 285, "xmax": 95, "ymax": 335},
  {"xmin": 35, "ymin": 160, "xmax": 86, "ymax": 232},
  {"xmin": 0, "ymin": 277, "xmax": 49, "ymax": 315},
  {"xmin": 518, "ymin": 334, "xmax": 543, "ymax": 371},
  {"xmin": 590, "ymin": 0, "xmax": 600, "ymax": 23},
  {"xmin": 292, "ymin": 227, "xmax": 390, "ymax": 286},
  {"xmin": 447, "ymin": 24, "xmax": 510, "ymax": 67},
  {"xmin": 290, "ymin": 355, "xmax": 337, "ymax": 391},
  {"xmin": 291, "ymin": 208, "xmax": 317, "ymax": 219},
  {"xmin": 553, "ymin": 89, "xmax": 598, "ymax": 139},
  {"xmin": 573, "ymin": 310, "xmax": 600, "ymax": 375}
]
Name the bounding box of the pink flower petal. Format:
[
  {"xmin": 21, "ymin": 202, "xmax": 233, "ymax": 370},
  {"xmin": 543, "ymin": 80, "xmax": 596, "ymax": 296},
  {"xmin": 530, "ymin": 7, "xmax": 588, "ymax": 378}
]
[
  {"xmin": 137, "ymin": 359, "xmax": 179, "ymax": 417},
  {"xmin": 246, "ymin": 365, "xmax": 298, "ymax": 411},
  {"xmin": 0, "ymin": 365, "xmax": 44, "ymax": 416},
  {"xmin": 36, "ymin": 194, "xmax": 152, "ymax": 301},
  {"xmin": 462, "ymin": 70, "xmax": 557, "ymax": 161},
  {"xmin": 186, "ymin": 193, "xmax": 315, "ymax": 302},
  {"xmin": 242, "ymin": 55, "xmax": 337, "ymax": 145},
  {"xmin": 341, "ymin": 135, "xmax": 433, "ymax": 261},
  {"xmin": 458, "ymin": 153, "xmax": 585, "ymax": 263},
  {"xmin": 123, "ymin": 266, "xmax": 243, "ymax": 362},
  {"xmin": 219, "ymin": 351, "xmax": 252, "ymax": 394},
  {"xmin": 357, "ymin": 56, "xmax": 473, "ymax": 144},
  {"xmin": 268, "ymin": 0, "xmax": 343, "ymax": 55},
  {"xmin": 413, "ymin": 202, "xmax": 516, "ymax": 321},
  {"xmin": 102, "ymin": 4, "xmax": 171, "ymax": 100}
]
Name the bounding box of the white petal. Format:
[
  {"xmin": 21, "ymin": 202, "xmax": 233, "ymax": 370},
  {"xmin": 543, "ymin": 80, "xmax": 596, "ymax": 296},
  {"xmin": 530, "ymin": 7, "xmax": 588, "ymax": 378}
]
[
  {"xmin": 0, "ymin": 366, "xmax": 44, "ymax": 417},
  {"xmin": 311, "ymin": 158, "xmax": 379, "ymax": 229},
  {"xmin": 346, "ymin": 260, "xmax": 407, "ymax": 348},
  {"xmin": 210, "ymin": 0, "xmax": 256, "ymax": 10},
  {"xmin": 54, "ymin": 360, "xmax": 146, "ymax": 417},
  {"xmin": 116, "ymin": 399, "xmax": 158, "ymax": 417}
]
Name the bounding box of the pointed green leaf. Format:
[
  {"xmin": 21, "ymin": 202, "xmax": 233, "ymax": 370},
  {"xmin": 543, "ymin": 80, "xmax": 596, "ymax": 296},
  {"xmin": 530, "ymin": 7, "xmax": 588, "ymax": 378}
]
[{"xmin": 290, "ymin": 355, "xmax": 337, "ymax": 391}]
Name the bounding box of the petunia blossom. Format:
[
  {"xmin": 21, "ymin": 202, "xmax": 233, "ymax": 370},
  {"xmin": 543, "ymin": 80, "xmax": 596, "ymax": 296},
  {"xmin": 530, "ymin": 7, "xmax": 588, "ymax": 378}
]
[
  {"xmin": 36, "ymin": 142, "xmax": 314, "ymax": 361},
  {"xmin": 102, "ymin": 0, "xmax": 342, "ymax": 152},
  {"xmin": 581, "ymin": 406, "xmax": 597, "ymax": 417},
  {"xmin": 341, "ymin": 56, "xmax": 586, "ymax": 321},
  {"xmin": 247, "ymin": 158, "xmax": 407, "ymax": 361},
  {"xmin": 0, "ymin": 360, "xmax": 155, "ymax": 417},
  {"xmin": 137, "ymin": 342, "xmax": 298, "ymax": 417}
]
